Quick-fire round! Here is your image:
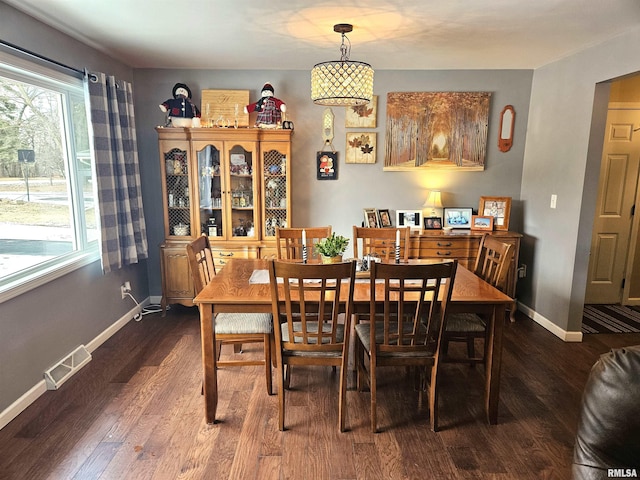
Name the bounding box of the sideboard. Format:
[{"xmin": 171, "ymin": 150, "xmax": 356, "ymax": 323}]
[{"xmin": 409, "ymin": 230, "xmax": 522, "ymax": 305}]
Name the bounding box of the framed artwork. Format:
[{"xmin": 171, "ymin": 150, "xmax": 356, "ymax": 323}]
[
  {"xmin": 443, "ymin": 208, "xmax": 473, "ymax": 229},
  {"xmin": 201, "ymin": 89, "xmax": 249, "ymax": 127},
  {"xmin": 384, "ymin": 91, "xmax": 491, "ymax": 171},
  {"xmin": 345, "ymin": 95, "xmax": 378, "ymax": 128},
  {"xmin": 479, "ymin": 196, "xmax": 512, "ymax": 231},
  {"xmin": 396, "ymin": 210, "xmax": 422, "ymax": 231},
  {"xmin": 346, "ymin": 132, "xmax": 376, "ymax": 164},
  {"xmin": 363, "ymin": 208, "xmax": 379, "ymax": 228},
  {"xmin": 424, "ymin": 216, "xmax": 442, "ymax": 230},
  {"xmin": 471, "ymin": 215, "xmax": 494, "ymax": 231},
  {"xmin": 377, "ymin": 209, "xmax": 392, "ymax": 228},
  {"xmin": 317, "ymin": 151, "xmax": 338, "ymax": 180}
]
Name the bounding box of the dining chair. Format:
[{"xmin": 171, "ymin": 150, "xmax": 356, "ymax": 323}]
[
  {"xmin": 186, "ymin": 234, "xmax": 273, "ymax": 395},
  {"xmin": 442, "ymin": 234, "xmax": 514, "ymax": 365},
  {"xmin": 275, "ymin": 226, "xmax": 332, "ymax": 261},
  {"xmin": 355, "ymin": 260, "xmax": 457, "ymax": 432},
  {"xmin": 268, "ymin": 259, "xmax": 356, "ymax": 432},
  {"xmin": 352, "ymin": 226, "xmax": 411, "ymax": 263}
]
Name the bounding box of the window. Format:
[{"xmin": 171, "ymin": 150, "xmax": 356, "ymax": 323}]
[{"xmin": 0, "ymin": 51, "xmax": 98, "ymax": 301}]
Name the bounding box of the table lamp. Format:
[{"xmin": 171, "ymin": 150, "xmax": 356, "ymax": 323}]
[{"xmin": 423, "ymin": 190, "xmax": 443, "ymax": 216}]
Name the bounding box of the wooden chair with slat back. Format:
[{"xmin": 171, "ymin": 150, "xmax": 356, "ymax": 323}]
[
  {"xmin": 355, "ymin": 260, "xmax": 458, "ymax": 432},
  {"xmin": 268, "ymin": 259, "xmax": 356, "ymax": 432},
  {"xmin": 442, "ymin": 234, "xmax": 514, "ymax": 365},
  {"xmin": 186, "ymin": 234, "xmax": 274, "ymax": 395},
  {"xmin": 353, "ymin": 226, "xmax": 411, "ymax": 263},
  {"xmin": 275, "ymin": 226, "xmax": 332, "ymax": 261}
]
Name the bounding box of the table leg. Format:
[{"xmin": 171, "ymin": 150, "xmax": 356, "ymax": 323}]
[
  {"xmin": 484, "ymin": 304, "xmax": 505, "ymax": 424},
  {"xmin": 199, "ymin": 303, "xmax": 217, "ymax": 424}
]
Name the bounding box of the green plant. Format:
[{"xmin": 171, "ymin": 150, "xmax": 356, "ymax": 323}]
[{"xmin": 314, "ymin": 233, "xmax": 349, "ymax": 258}]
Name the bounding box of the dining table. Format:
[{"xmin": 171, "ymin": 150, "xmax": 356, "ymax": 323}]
[{"xmin": 193, "ymin": 258, "xmax": 514, "ymax": 425}]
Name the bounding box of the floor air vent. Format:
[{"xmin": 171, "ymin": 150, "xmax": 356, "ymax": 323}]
[{"xmin": 44, "ymin": 345, "xmax": 92, "ymax": 390}]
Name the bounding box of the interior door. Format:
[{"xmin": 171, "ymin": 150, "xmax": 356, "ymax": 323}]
[{"xmin": 585, "ymin": 108, "xmax": 640, "ymax": 304}]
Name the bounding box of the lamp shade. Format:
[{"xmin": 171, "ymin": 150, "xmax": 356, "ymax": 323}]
[
  {"xmin": 311, "ymin": 60, "xmax": 374, "ymax": 106},
  {"xmin": 311, "ymin": 23, "xmax": 374, "ymax": 107},
  {"xmin": 423, "ymin": 190, "xmax": 443, "ymax": 209}
]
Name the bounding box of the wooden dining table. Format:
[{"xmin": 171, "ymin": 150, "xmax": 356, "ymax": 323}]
[{"xmin": 193, "ymin": 258, "xmax": 514, "ymax": 426}]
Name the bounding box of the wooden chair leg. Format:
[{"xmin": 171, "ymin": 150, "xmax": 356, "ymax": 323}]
[
  {"xmin": 371, "ymin": 361, "xmax": 378, "ymax": 433},
  {"xmin": 429, "ymin": 363, "xmax": 439, "ymax": 432},
  {"xmin": 264, "ymin": 334, "xmax": 273, "ymax": 395},
  {"xmin": 277, "ymin": 359, "xmax": 286, "ymax": 431},
  {"xmin": 338, "ymin": 360, "xmax": 348, "ymax": 432}
]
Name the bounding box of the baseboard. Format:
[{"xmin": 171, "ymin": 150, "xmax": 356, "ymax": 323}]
[
  {"xmin": 517, "ymin": 302, "xmax": 583, "ymax": 342},
  {"xmin": 0, "ymin": 297, "xmax": 150, "ymax": 431}
]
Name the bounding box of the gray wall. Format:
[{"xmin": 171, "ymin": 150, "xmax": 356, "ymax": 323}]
[
  {"xmin": 0, "ymin": 3, "xmax": 149, "ymax": 413},
  {"xmin": 519, "ymin": 26, "xmax": 640, "ymax": 332},
  {"xmin": 134, "ymin": 69, "xmax": 533, "ymax": 297}
]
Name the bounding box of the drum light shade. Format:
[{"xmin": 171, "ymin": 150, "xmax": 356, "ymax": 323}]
[{"xmin": 311, "ymin": 24, "xmax": 374, "ymax": 107}]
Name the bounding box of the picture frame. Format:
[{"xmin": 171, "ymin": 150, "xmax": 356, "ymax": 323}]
[
  {"xmin": 316, "ymin": 151, "xmax": 338, "ymax": 180},
  {"xmin": 471, "ymin": 215, "xmax": 494, "ymax": 231},
  {"xmin": 478, "ymin": 196, "xmax": 512, "ymax": 231},
  {"xmin": 346, "ymin": 132, "xmax": 376, "ymax": 164},
  {"xmin": 443, "ymin": 208, "xmax": 473, "ymax": 229},
  {"xmin": 345, "ymin": 95, "xmax": 378, "ymax": 128},
  {"xmin": 363, "ymin": 208, "xmax": 379, "ymax": 228},
  {"xmin": 424, "ymin": 216, "xmax": 442, "ymax": 230},
  {"xmin": 396, "ymin": 210, "xmax": 423, "ymax": 231},
  {"xmin": 377, "ymin": 208, "xmax": 393, "ymax": 228}
]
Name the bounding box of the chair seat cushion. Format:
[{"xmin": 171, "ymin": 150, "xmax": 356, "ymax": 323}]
[
  {"xmin": 355, "ymin": 322, "xmax": 433, "ymax": 357},
  {"xmin": 445, "ymin": 313, "xmax": 486, "ymax": 333},
  {"xmin": 214, "ymin": 313, "xmax": 272, "ymax": 334}
]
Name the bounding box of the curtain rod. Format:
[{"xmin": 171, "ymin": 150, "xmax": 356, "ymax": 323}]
[{"xmin": 0, "ymin": 39, "xmax": 84, "ymax": 77}]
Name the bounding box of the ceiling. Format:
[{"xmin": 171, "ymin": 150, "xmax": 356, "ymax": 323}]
[{"xmin": 5, "ymin": 0, "xmax": 640, "ymax": 70}]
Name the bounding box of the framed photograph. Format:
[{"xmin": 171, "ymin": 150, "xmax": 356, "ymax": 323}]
[
  {"xmin": 317, "ymin": 151, "xmax": 338, "ymax": 180},
  {"xmin": 478, "ymin": 196, "xmax": 512, "ymax": 231},
  {"xmin": 396, "ymin": 210, "xmax": 423, "ymax": 231},
  {"xmin": 346, "ymin": 132, "xmax": 376, "ymax": 164},
  {"xmin": 363, "ymin": 208, "xmax": 379, "ymax": 228},
  {"xmin": 345, "ymin": 95, "xmax": 378, "ymax": 128},
  {"xmin": 424, "ymin": 216, "xmax": 442, "ymax": 230},
  {"xmin": 377, "ymin": 208, "xmax": 393, "ymax": 228},
  {"xmin": 443, "ymin": 208, "xmax": 473, "ymax": 229},
  {"xmin": 471, "ymin": 215, "xmax": 494, "ymax": 231}
]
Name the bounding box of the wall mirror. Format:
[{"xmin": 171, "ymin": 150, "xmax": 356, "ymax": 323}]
[{"xmin": 498, "ymin": 105, "xmax": 515, "ymax": 152}]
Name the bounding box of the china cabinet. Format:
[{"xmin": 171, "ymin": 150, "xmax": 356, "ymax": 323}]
[{"xmin": 157, "ymin": 127, "xmax": 291, "ymax": 310}]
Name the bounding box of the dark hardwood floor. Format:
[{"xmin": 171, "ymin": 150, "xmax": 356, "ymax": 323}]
[{"xmin": 1, "ymin": 306, "xmax": 639, "ymax": 480}]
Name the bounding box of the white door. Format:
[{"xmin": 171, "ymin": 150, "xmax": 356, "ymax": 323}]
[{"xmin": 585, "ymin": 108, "xmax": 640, "ymax": 304}]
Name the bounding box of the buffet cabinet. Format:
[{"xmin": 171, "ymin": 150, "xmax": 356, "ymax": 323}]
[
  {"xmin": 409, "ymin": 230, "xmax": 522, "ymax": 300},
  {"xmin": 157, "ymin": 127, "xmax": 291, "ymax": 310}
]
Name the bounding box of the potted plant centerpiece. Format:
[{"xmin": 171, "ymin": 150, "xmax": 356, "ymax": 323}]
[{"xmin": 314, "ymin": 233, "xmax": 349, "ymax": 264}]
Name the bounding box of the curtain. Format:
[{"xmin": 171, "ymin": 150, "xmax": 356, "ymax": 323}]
[{"xmin": 87, "ymin": 72, "xmax": 148, "ymax": 273}]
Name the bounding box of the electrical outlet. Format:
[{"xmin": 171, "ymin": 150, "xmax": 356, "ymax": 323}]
[
  {"xmin": 120, "ymin": 281, "xmax": 131, "ymax": 299},
  {"xmin": 518, "ymin": 264, "xmax": 527, "ymax": 278}
]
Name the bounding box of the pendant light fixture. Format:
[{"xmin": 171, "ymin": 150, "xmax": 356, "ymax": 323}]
[{"xmin": 311, "ymin": 23, "xmax": 374, "ymax": 106}]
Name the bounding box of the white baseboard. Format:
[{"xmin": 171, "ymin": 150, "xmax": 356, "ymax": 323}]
[
  {"xmin": 0, "ymin": 297, "xmax": 150, "ymax": 431},
  {"xmin": 517, "ymin": 302, "xmax": 583, "ymax": 342}
]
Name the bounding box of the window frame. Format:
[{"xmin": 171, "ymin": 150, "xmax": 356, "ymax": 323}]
[{"xmin": 0, "ymin": 50, "xmax": 100, "ymax": 303}]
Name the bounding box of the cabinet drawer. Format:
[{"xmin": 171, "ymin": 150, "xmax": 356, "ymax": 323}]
[{"xmin": 211, "ymin": 246, "xmax": 258, "ymax": 268}]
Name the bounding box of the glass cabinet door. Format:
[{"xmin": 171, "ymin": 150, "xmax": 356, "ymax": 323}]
[
  {"xmin": 163, "ymin": 146, "xmax": 191, "ymax": 237},
  {"xmin": 197, "ymin": 144, "xmax": 224, "ymax": 239},
  {"xmin": 262, "ymin": 145, "xmax": 289, "ymax": 238},
  {"xmin": 227, "ymin": 143, "xmax": 257, "ymax": 240}
]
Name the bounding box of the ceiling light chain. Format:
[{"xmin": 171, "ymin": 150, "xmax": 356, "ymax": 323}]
[{"xmin": 311, "ymin": 23, "xmax": 374, "ymax": 107}]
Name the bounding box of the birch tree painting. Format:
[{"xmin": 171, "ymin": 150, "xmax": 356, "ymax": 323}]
[{"xmin": 384, "ymin": 92, "xmax": 491, "ymax": 171}]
